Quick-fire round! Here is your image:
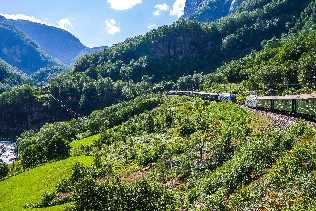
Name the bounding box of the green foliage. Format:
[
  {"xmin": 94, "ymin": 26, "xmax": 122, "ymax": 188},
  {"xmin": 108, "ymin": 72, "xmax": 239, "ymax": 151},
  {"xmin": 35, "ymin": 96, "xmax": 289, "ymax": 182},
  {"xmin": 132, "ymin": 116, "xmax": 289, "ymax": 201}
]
[
  {"xmin": 73, "ymin": 0, "xmax": 310, "ymax": 85},
  {"xmin": 43, "ymin": 97, "xmax": 315, "ymax": 210},
  {"xmin": 206, "ymin": 30, "xmax": 316, "ymax": 93},
  {"xmin": 0, "ymin": 156, "xmax": 92, "ymax": 211},
  {"xmin": 0, "ymin": 85, "xmax": 69, "ymax": 138},
  {"xmin": 0, "ymin": 22, "xmax": 56, "ymax": 75},
  {"xmin": 0, "ymin": 59, "xmax": 29, "ymax": 93},
  {"xmin": 17, "ymin": 95, "xmax": 162, "ymax": 168},
  {"xmin": 0, "ymin": 161, "xmax": 8, "ymax": 179},
  {"xmin": 73, "ymin": 179, "xmax": 175, "ymax": 211}
]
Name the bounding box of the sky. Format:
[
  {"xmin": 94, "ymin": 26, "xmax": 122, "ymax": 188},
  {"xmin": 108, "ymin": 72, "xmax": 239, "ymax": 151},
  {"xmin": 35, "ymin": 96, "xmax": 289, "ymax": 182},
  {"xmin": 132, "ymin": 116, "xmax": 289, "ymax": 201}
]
[{"xmin": 0, "ymin": 0, "xmax": 186, "ymax": 47}]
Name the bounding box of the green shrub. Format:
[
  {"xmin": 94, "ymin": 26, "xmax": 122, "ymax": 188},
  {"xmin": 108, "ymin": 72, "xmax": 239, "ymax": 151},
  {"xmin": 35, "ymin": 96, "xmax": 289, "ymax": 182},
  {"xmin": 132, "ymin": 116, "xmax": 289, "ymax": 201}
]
[
  {"xmin": 0, "ymin": 161, "xmax": 8, "ymax": 179},
  {"xmin": 73, "ymin": 178, "xmax": 175, "ymax": 211}
]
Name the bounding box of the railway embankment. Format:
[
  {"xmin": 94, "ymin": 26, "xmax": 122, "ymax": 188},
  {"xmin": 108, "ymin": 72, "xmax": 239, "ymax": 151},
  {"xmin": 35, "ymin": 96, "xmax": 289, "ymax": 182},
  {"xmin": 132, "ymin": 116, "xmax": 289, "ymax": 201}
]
[{"xmin": 243, "ymin": 106, "xmax": 316, "ymax": 130}]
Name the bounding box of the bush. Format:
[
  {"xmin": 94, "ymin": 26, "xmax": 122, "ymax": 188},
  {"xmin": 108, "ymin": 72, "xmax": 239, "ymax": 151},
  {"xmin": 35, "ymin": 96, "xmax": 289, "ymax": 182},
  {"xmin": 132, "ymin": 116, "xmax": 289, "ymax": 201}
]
[
  {"xmin": 0, "ymin": 161, "xmax": 8, "ymax": 179},
  {"xmin": 73, "ymin": 178, "xmax": 175, "ymax": 211},
  {"xmin": 17, "ymin": 95, "xmax": 162, "ymax": 168}
]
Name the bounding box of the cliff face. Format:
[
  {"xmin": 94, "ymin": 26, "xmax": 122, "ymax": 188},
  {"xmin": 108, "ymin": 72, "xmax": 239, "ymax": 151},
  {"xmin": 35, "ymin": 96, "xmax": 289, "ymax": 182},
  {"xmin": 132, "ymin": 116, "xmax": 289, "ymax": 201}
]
[
  {"xmin": 184, "ymin": 0, "xmax": 244, "ymax": 22},
  {"xmin": 183, "ymin": 0, "xmax": 205, "ymax": 18}
]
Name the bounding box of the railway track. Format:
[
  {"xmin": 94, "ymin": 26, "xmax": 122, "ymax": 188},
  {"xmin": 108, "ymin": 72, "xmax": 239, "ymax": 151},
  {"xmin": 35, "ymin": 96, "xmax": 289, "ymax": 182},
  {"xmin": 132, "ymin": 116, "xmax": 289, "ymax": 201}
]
[
  {"xmin": 167, "ymin": 90, "xmax": 316, "ymax": 128},
  {"xmin": 243, "ymin": 105, "xmax": 316, "ymax": 130}
]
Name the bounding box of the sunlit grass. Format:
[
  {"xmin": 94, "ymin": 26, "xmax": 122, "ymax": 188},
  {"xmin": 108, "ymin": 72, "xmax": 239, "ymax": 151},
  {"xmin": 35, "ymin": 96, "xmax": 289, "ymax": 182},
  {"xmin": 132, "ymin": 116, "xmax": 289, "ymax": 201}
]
[
  {"xmin": 0, "ymin": 156, "xmax": 92, "ymax": 211},
  {"xmin": 70, "ymin": 134, "xmax": 100, "ymax": 156}
]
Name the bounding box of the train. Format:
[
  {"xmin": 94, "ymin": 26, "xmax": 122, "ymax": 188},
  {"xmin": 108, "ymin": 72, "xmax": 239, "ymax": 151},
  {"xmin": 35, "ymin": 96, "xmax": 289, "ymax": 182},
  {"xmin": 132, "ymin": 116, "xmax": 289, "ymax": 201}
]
[
  {"xmin": 167, "ymin": 90, "xmax": 316, "ymax": 121},
  {"xmin": 245, "ymin": 94, "xmax": 316, "ymax": 120},
  {"xmin": 167, "ymin": 91, "xmax": 237, "ymax": 102}
]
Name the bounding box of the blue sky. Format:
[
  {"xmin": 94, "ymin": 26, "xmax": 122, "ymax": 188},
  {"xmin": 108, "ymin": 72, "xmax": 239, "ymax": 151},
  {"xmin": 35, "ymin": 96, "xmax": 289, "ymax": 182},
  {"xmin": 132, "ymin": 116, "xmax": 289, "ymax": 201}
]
[{"xmin": 0, "ymin": 0, "xmax": 186, "ymax": 47}]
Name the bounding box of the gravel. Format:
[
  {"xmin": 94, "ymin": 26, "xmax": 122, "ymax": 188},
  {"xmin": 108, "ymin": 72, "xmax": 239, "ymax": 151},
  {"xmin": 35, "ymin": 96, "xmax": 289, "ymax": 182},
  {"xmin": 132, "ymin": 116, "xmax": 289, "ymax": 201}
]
[{"xmin": 242, "ymin": 106, "xmax": 316, "ymax": 130}]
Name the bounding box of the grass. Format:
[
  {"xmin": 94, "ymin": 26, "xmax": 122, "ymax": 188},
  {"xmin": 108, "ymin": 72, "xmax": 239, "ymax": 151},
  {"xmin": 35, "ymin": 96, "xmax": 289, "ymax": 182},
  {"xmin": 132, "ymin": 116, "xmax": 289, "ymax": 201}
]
[
  {"xmin": 70, "ymin": 134, "xmax": 100, "ymax": 156},
  {"xmin": 0, "ymin": 156, "xmax": 92, "ymax": 211}
]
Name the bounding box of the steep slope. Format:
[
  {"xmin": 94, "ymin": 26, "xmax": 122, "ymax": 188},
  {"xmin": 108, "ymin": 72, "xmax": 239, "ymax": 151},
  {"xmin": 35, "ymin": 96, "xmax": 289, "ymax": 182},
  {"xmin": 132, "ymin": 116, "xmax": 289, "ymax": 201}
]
[
  {"xmin": 209, "ymin": 29, "xmax": 316, "ymax": 93},
  {"xmin": 184, "ymin": 0, "xmax": 244, "ymax": 22},
  {"xmin": 0, "ymin": 59, "xmax": 29, "ymax": 92},
  {"xmin": 0, "ymin": 20, "xmax": 56, "ymax": 75},
  {"xmin": 74, "ymin": 0, "xmax": 310, "ymax": 82},
  {"xmin": 0, "ymin": 156, "xmax": 92, "ymax": 211},
  {"xmin": 13, "ymin": 96, "xmax": 316, "ymax": 210},
  {"xmin": 6, "ymin": 18, "xmax": 88, "ymax": 65}
]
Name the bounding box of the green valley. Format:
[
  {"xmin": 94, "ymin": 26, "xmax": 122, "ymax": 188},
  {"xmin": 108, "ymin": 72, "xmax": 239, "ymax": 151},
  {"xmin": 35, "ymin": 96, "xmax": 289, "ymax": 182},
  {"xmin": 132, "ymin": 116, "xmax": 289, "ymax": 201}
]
[{"xmin": 0, "ymin": 0, "xmax": 316, "ymax": 210}]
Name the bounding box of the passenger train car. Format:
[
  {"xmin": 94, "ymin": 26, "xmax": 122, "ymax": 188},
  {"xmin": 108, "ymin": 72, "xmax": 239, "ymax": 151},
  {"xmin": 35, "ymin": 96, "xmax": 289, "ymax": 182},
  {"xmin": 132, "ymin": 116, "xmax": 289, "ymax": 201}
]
[
  {"xmin": 167, "ymin": 91, "xmax": 236, "ymax": 102},
  {"xmin": 245, "ymin": 94, "xmax": 316, "ymax": 120}
]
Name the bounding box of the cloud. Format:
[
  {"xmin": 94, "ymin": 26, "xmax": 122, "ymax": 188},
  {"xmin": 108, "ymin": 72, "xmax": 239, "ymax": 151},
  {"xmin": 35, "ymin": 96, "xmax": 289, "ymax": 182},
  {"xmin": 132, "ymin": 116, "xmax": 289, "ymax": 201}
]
[
  {"xmin": 57, "ymin": 18, "xmax": 73, "ymax": 32},
  {"xmin": 0, "ymin": 13, "xmax": 49, "ymax": 25},
  {"xmin": 1, "ymin": 14, "xmax": 75, "ymax": 33},
  {"xmin": 107, "ymin": 0, "xmax": 142, "ymax": 10},
  {"xmin": 105, "ymin": 19, "xmax": 120, "ymax": 35},
  {"xmin": 153, "ymin": 3, "xmax": 170, "ymax": 16},
  {"xmin": 170, "ymin": 0, "xmax": 186, "ymax": 17}
]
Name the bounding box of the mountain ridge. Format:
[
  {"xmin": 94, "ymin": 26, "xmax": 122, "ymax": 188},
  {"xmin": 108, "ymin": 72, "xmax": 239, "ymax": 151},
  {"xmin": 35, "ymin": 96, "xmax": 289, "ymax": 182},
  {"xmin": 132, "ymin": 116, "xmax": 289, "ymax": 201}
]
[{"xmin": 1, "ymin": 16, "xmax": 88, "ymax": 65}]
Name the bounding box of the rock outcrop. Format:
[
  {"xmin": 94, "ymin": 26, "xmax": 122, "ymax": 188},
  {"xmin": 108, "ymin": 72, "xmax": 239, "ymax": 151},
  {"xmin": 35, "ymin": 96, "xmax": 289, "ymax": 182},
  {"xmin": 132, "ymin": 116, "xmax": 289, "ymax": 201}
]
[{"xmin": 184, "ymin": 0, "xmax": 244, "ymax": 22}]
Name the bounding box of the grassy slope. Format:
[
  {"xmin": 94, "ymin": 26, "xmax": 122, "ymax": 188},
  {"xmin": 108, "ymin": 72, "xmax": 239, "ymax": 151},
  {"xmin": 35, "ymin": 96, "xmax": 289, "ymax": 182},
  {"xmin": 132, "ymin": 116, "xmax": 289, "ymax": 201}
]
[
  {"xmin": 68, "ymin": 97, "xmax": 316, "ymax": 210},
  {"xmin": 0, "ymin": 156, "xmax": 92, "ymax": 211},
  {"xmin": 70, "ymin": 134, "xmax": 100, "ymax": 156}
]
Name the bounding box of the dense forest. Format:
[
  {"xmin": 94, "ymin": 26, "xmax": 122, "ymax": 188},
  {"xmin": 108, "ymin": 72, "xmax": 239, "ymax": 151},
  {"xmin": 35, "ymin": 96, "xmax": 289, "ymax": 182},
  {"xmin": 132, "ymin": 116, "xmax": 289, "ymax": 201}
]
[
  {"xmin": 0, "ymin": 59, "xmax": 29, "ymax": 93},
  {"xmin": 1, "ymin": 0, "xmax": 314, "ymax": 138}
]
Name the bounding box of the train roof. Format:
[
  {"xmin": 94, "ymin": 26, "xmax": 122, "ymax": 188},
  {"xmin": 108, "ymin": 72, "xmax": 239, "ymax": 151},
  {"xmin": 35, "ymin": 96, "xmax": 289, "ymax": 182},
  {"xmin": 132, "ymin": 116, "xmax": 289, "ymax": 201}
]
[
  {"xmin": 167, "ymin": 91, "xmax": 218, "ymax": 95},
  {"xmin": 257, "ymin": 93, "xmax": 316, "ymax": 100}
]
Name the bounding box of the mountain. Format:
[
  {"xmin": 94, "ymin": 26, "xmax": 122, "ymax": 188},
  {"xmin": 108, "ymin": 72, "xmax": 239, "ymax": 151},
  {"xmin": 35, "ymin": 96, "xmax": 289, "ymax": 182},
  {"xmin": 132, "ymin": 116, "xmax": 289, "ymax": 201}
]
[
  {"xmin": 0, "ymin": 0, "xmax": 314, "ymax": 138},
  {"xmin": 0, "ymin": 20, "xmax": 56, "ymax": 75},
  {"xmin": 74, "ymin": 0, "xmax": 310, "ymax": 82},
  {"xmin": 6, "ymin": 18, "xmax": 88, "ymax": 65},
  {"xmin": 183, "ymin": 0, "xmax": 244, "ymax": 22},
  {"xmin": 0, "ymin": 58, "xmax": 29, "ymax": 93}
]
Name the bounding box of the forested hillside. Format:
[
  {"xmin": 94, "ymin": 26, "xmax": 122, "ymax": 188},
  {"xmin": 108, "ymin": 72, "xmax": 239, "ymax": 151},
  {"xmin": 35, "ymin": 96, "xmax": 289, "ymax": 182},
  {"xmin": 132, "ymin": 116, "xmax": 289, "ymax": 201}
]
[
  {"xmin": 0, "ymin": 19, "xmax": 56, "ymax": 75},
  {"xmin": 7, "ymin": 18, "xmax": 88, "ymax": 65},
  {"xmin": 1, "ymin": 0, "xmax": 316, "ymax": 210},
  {"xmin": 184, "ymin": 0, "xmax": 242, "ymax": 22},
  {"xmin": 74, "ymin": 0, "xmax": 310, "ymax": 82},
  {"xmin": 203, "ymin": 29, "xmax": 316, "ymax": 94},
  {"xmin": 0, "ymin": 0, "xmax": 314, "ymax": 138},
  {"xmin": 0, "ymin": 59, "xmax": 29, "ymax": 93}
]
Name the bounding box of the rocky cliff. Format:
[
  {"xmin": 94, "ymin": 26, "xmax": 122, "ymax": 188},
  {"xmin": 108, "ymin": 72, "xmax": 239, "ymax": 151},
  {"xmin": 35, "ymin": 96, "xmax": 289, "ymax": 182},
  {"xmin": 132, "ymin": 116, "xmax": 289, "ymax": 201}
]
[{"xmin": 184, "ymin": 0, "xmax": 244, "ymax": 22}]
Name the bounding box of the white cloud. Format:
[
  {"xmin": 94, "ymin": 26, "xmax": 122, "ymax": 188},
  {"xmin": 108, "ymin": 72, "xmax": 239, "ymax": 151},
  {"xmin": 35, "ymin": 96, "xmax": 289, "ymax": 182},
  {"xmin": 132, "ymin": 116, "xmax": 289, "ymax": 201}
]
[
  {"xmin": 148, "ymin": 24, "xmax": 158, "ymax": 30},
  {"xmin": 170, "ymin": 0, "xmax": 186, "ymax": 17},
  {"xmin": 105, "ymin": 19, "xmax": 120, "ymax": 35},
  {"xmin": 107, "ymin": 0, "xmax": 142, "ymax": 10},
  {"xmin": 57, "ymin": 18, "xmax": 73, "ymax": 32},
  {"xmin": 0, "ymin": 13, "xmax": 49, "ymax": 25},
  {"xmin": 1, "ymin": 13, "xmax": 76, "ymax": 32},
  {"xmin": 153, "ymin": 3, "xmax": 170, "ymax": 16}
]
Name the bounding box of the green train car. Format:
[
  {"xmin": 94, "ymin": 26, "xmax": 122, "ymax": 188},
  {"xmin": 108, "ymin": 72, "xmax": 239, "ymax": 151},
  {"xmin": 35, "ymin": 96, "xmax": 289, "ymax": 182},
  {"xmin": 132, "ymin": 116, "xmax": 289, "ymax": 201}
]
[{"xmin": 245, "ymin": 94, "xmax": 316, "ymax": 120}]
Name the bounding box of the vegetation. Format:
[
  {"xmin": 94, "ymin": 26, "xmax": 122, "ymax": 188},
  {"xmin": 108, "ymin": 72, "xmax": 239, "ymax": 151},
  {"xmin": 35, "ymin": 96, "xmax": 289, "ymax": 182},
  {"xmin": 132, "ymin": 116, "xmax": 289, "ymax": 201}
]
[
  {"xmin": 17, "ymin": 95, "xmax": 161, "ymax": 168},
  {"xmin": 73, "ymin": 0, "xmax": 310, "ymax": 84},
  {"xmin": 1, "ymin": 0, "xmax": 316, "ymax": 210},
  {"xmin": 1, "ymin": 0, "xmax": 314, "ymax": 139},
  {"xmin": 205, "ymin": 29, "xmax": 316, "ymax": 94},
  {"xmin": 22, "ymin": 96, "xmax": 315, "ymax": 210},
  {"xmin": 0, "ymin": 156, "xmax": 92, "ymax": 211},
  {"xmin": 0, "ymin": 161, "xmax": 8, "ymax": 179},
  {"xmin": 0, "ymin": 21, "xmax": 56, "ymax": 75},
  {"xmin": 0, "ymin": 59, "xmax": 29, "ymax": 93}
]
